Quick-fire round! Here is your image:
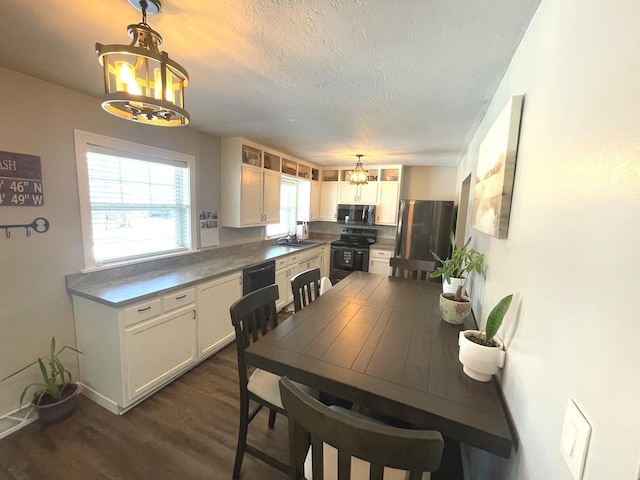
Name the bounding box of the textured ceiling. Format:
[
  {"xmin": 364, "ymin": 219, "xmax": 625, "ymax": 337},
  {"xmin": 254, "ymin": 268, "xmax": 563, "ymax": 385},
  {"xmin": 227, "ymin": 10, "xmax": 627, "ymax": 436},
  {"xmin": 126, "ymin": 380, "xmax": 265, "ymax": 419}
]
[{"xmin": 0, "ymin": 0, "xmax": 540, "ymax": 166}]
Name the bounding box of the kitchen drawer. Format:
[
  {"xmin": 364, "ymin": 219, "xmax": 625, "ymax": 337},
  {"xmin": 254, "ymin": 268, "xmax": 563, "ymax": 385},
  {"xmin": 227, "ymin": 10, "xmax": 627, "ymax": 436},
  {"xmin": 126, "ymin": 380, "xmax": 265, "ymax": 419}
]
[
  {"xmin": 297, "ymin": 247, "xmax": 322, "ymax": 262},
  {"xmin": 163, "ymin": 288, "xmax": 195, "ymax": 312},
  {"xmin": 124, "ymin": 298, "xmax": 162, "ymax": 327},
  {"xmin": 275, "ymin": 257, "xmax": 289, "ymax": 270},
  {"xmin": 288, "ymin": 254, "xmax": 300, "ymax": 264},
  {"xmin": 370, "ymin": 248, "xmax": 393, "ymax": 259}
]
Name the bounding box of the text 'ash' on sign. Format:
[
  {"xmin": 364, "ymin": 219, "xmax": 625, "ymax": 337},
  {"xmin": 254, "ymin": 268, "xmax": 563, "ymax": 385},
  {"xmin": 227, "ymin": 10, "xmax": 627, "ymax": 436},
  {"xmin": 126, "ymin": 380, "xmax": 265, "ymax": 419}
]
[{"xmin": 0, "ymin": 150, "xmax": 44, "ymax": 206}]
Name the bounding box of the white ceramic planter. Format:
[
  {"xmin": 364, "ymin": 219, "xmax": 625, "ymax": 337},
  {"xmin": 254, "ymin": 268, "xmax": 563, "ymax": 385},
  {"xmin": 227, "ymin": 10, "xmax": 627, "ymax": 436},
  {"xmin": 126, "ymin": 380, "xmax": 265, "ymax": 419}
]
[
  {"xmin": 458, "ymin": 331, "xmax": 506, "ymax": 382},
  {"xmin": 439, "ymin": 293, "xmax": 471, "ymax": 324},
  {"xmin": 443, "ymin": 277, "xmax": 464, "ymax": 294}
]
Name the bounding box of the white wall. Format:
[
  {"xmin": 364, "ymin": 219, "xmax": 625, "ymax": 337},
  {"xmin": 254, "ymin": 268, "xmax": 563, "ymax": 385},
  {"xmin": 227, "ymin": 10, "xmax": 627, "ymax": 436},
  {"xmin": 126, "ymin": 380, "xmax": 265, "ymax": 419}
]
[
  {"xmin": 457, "ymin": 1, "xmax": 640, "ymax": 479},
  {"xmin": 402, "ymin": 166, "xmax": 458, "ymax": 201},
  {"xmin": 0, "ymin": 67, "xmax": 261, "ymax": 420}
]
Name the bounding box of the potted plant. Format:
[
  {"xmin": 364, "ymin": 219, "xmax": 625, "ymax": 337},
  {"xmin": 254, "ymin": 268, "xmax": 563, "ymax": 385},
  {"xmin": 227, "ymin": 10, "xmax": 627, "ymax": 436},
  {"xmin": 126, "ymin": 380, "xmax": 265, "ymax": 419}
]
[
  {"xmin": 1, "ymin": 337, "xmax": 82, "ymax": 423},
  {"xmin": 431, "ymin": 233, "xmax": 486, "ymax": 324},
  {"xmin": 430, "ymin": 232, "xmax": 486, "ymax": 294},
  {"xmin": 458, "ymin": 294, "xmax": 513, "ymax": 381}
]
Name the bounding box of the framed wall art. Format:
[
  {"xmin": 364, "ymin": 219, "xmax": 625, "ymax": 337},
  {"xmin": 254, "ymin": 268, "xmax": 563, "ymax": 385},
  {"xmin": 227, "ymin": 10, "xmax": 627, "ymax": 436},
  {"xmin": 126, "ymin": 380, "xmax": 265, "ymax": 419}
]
[{"xmin": 471, "ymin": 94, "xmax": 524, "ymax": 239}]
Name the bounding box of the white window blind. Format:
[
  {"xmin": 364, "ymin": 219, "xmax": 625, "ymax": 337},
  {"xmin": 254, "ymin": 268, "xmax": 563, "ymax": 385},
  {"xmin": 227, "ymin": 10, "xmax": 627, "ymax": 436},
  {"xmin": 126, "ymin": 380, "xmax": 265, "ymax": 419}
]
[
  {"xmin": 75, "ymin": 130, "xmax": 195, "ymax": 268},
  {"xmin": 266, "ymin": 179, "xmax": 297, "ymax": 238}
]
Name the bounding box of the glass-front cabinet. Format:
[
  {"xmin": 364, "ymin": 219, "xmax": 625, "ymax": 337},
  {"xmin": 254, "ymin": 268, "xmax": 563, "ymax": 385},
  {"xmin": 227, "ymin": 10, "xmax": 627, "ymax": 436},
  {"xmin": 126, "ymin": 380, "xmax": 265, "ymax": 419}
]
[{"xmin": 225, "ymin": 136, "xmax": 405, "ymax": 227}]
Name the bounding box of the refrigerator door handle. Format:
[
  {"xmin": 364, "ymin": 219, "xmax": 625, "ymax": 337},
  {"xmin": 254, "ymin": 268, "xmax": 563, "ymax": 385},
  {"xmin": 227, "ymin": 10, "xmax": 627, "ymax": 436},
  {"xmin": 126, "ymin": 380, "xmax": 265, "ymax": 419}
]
[{"xmin": 394, "ymin": 200, "xmax": 405, "ymax": 257}]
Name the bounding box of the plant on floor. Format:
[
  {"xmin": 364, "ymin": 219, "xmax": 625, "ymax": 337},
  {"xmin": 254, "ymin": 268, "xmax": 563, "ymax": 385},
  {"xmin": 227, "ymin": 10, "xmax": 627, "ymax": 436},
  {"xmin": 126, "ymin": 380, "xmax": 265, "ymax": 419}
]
[
  {"xmin": 1, "ymin": 337, "xmax": 82, "ymax": 421},
  {"xmin": 430, "ymin": 232, "xmax": 486, "ymax": 301}
]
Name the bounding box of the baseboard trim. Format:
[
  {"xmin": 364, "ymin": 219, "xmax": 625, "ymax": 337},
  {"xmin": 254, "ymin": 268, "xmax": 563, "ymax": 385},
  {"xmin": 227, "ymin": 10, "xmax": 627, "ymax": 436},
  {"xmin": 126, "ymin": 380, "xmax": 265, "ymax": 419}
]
[{"xmin": 0, "ymin": 405, "xmax": 38, "ymax": 439}]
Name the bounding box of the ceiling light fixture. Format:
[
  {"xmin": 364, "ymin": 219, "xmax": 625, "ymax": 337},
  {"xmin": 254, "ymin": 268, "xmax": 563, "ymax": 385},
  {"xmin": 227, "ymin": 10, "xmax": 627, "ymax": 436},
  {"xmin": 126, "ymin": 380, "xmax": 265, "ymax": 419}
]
[
  {"xmin": 349, "ymin": 154, "xmax": 368, "ymax": 185},
  {"xmin": 96, "ymin": 0, "xmax": 190, "ymax": 126}
]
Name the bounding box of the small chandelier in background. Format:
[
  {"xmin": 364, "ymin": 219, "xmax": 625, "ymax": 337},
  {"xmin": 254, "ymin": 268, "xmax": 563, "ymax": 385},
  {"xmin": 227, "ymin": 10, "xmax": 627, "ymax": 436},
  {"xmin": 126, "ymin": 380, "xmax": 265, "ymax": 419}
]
[
  {"xmin": 349, "ymin": 154, "xmax": 368, "ymax": 185},
  {"xmin": 96, "ymin": 0, "xmax": 190, "ymax": 126}
]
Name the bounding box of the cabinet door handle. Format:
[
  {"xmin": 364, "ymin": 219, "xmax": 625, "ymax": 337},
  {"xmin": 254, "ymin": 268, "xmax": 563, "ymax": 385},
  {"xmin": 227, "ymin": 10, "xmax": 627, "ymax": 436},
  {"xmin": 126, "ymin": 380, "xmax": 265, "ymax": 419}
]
[
  {"xmin": 137, "ymin": 306, "xmax": 151, "ymax": 312},
  {"xmin": 175, "ymin": 294, "xmax": 186, "ymax": 300},
  {"xmin": 192, "ymin": 309, "xmax": 196, "ymax": 319}
]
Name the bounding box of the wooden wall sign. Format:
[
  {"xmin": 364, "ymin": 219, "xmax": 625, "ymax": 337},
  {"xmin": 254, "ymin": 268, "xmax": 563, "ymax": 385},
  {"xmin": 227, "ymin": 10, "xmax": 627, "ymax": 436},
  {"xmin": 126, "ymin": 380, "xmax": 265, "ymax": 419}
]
[{"xmin": 0, "ymin": 150, "xmax": 44, "ymax": 206}]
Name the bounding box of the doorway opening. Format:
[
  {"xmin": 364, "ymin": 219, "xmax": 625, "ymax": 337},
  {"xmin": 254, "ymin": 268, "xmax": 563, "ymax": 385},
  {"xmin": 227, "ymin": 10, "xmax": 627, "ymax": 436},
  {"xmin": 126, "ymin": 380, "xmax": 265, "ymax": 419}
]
[{"xmin": 455, "ymin": 174, "xmax": 472, "ymax": 247}]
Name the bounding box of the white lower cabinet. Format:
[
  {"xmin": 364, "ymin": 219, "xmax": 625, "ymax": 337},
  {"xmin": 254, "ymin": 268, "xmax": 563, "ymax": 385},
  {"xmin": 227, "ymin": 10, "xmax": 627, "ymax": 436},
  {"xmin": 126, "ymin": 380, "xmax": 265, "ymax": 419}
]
[
  {"xmin": 72, "ymin": 274, "xmax": 243, "ymax": 415},
  {"xmin": 369, "ymin": 247, "xmax": 393, "ymax": 276},
  {"xmin": 321, "ymin": 246, "xmax": 330, "ymax": 278},
  {"xmin": 276, "ymin": 263, "xmax": 294, "ymax": 311},
  {"xmin": 274, "ymin": 248, "xmax": 323, "ymax": 311},
  {"xmin": 125, "ymin": 306, "xmax": 196, "ymax": 401},
  {"xmin": 275, "ymin": 253, "xmax": 300, "ymax": 311},
  {"xmin": 196, "ymin": 272, "xmax": 242, "ymax": 358},
  {"xmin": 298, "ymin": 255, "xmax": 321, "ymax": 275}
]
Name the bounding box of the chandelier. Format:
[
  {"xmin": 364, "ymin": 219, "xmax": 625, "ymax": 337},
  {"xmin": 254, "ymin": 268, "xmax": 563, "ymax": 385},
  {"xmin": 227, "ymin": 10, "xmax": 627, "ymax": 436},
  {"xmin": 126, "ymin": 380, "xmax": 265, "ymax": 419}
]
[
  {"xmin": 349, "ymin": 154, "xmax": 368, "ymax": 185},
  {"xmin": 96, "ymin": 0, "xmax": 190, "ymax": 126}
]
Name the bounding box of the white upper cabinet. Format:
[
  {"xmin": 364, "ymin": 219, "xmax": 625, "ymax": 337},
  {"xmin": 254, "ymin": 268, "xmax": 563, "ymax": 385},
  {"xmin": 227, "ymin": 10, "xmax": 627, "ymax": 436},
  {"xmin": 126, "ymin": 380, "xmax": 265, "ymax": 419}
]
[
  {"xmin": 338, "ymin": 182, "xmax": 378, "ymax": 204},
  {"xmin": 221, "ymin": 138, "xmax": 282, "ymax": 227},
  {"xmin": 309, "ymin": 180, "xmax": 321, "ymax": 220},
  {"xmin": 319, "ymin": 181, "xmax": 338, "ymax": 220},
  {"xmin": 376, "ymin": 182, "xmax": 400, "ymax": 225}
]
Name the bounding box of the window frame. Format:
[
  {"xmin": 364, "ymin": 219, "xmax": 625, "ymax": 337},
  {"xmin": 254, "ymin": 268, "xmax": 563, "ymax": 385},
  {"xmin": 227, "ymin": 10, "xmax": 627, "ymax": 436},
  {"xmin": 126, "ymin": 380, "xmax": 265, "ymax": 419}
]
[{"xmin": 74, "ymin": 129, "xmax": 197, "ymax": 270}]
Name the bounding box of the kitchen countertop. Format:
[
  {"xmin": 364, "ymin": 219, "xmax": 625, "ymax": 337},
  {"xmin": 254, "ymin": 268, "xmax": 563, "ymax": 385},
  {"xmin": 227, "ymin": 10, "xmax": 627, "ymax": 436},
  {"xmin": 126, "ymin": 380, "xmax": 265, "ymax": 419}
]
[
  {"xmin": 371, "ymin": 238, "xmax": 394, "ymax": 250},
  {"xmin": 66, "ymin": 239, "xmax": 331, "ymax": 308}
]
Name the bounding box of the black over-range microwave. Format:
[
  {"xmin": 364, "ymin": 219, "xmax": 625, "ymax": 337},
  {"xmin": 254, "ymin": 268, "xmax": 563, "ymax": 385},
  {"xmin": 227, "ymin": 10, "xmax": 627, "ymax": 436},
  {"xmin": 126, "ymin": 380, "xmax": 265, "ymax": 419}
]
[{"xmin": 336, "ymin": 204, "xmax": 376, "ymax": 226}]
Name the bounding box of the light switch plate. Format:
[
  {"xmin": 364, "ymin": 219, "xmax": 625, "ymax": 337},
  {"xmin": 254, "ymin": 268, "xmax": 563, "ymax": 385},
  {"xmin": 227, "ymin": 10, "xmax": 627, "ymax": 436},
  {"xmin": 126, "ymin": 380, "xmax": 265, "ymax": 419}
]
[{"xmin": 561, "ymin": 399, "xmax": 592, "ymax": 479}]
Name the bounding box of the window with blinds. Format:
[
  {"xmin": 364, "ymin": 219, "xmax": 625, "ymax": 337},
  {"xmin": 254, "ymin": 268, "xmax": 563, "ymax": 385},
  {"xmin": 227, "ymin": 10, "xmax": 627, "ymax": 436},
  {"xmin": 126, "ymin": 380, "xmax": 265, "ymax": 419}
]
[
  {"xmin": 266, "ymin": 178, "xmax": 298, "ymax": 238},
  {"xmin": 74, "ymin": 130, "xmax": 196, "ymax": 268}
]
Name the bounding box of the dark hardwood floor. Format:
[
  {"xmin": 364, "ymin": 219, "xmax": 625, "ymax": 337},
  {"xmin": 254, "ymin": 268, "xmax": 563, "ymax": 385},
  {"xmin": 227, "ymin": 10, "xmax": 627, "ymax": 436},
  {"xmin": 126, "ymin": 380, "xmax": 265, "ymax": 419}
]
[
  {"xmin": 0, "ymin": 313, "xmax": 463, "ymax": 480},
  {"xmin": 0, "ymin": 342, "xmax": 290, "ymax": 480}
]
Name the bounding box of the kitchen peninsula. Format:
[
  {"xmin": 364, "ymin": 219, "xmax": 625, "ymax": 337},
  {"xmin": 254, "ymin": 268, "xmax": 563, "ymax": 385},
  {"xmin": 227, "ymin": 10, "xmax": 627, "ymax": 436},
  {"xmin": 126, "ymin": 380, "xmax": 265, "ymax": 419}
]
[{"xmin": 66, "ymin": 239, "xmax": 329, "ymax": 414}]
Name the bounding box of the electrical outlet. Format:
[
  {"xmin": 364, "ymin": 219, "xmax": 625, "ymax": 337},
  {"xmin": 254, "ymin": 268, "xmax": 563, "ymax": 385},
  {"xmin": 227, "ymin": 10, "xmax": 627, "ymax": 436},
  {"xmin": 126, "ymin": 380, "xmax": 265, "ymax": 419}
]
[{"xmin": 560, "ymin": 399, "xmax": 591, "ymax": 480}]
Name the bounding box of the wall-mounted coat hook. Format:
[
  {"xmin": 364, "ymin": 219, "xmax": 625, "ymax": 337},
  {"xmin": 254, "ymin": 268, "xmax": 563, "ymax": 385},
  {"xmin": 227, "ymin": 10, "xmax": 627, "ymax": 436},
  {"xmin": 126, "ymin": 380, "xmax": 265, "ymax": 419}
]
[{"xmin": 2, "ymin": 217, "xmax": 50, "ymax": 238}]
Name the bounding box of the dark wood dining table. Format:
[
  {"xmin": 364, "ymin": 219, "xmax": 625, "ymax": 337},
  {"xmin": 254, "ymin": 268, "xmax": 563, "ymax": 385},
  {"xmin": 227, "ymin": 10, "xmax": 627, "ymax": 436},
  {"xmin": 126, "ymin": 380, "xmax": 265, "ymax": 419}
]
[{"xmin": 245, "ymin": 271, "xmax": 515, "ymax": 458}]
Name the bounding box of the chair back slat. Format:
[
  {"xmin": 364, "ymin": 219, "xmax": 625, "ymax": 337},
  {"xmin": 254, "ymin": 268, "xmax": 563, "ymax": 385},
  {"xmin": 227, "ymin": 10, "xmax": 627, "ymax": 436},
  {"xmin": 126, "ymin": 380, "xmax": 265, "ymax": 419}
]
[
  {"xmin": 280, "ymin": 377, "xmax": 444, "ymax": 480},
  {"xmin": 291, "ymin": 268, "xmax": 321, "ymax": 312},
  {"xmin": 389, "ymin": 258, "xmax": 435, "ymax": 281},
  {"xmin": 311, "ymin": 438, "xmax": 325, "ymax": 479},
  {"xmin": 229, "ymin": 284, "xmax": 279, "ymax": 386}
]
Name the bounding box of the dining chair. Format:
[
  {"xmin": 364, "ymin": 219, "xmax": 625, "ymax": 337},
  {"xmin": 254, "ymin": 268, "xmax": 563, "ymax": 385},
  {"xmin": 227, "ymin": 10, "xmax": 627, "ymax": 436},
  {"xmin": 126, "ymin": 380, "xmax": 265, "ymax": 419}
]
[
  {"xmin": 389, "ymin": 258, "xmax": 434, "ymax": 281},
  {"xmin": 319, "ymin": 276, "xmax": 333, "ymax": 295},
  {"xmin": 229, "ymin": 284, "xmax": 303, "ymax": 478},
  {"xmin": 290, "ymin": 267, "xmax": 321, "ymax": 312},
  {"xmin": 279, "ymin": 377, "xmax": 444, "ymax": 480}
]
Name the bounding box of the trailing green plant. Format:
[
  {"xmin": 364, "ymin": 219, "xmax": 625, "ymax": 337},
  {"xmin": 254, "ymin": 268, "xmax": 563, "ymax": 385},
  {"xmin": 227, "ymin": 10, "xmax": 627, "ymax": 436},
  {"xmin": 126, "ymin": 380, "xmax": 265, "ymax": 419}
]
[
  {"xmin": 430, "ymin": 231, "xmax": 486, "ymax": 300},
  {"xmin": 478, "ymin": 294, "xmax": 513, "ymax": 346},
  {"xmin": 1, "ymin": 337, "xmax": 82, "ymax": 406}
]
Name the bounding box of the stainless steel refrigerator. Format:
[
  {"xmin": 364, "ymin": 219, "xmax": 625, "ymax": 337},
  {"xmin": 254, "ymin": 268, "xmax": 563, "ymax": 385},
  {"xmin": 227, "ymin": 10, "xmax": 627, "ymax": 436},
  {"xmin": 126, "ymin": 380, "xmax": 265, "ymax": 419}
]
[{"xmin": 394, "ymin": 200, "xmax": 455, "ymax": 270}]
